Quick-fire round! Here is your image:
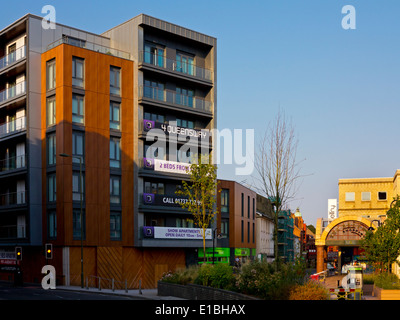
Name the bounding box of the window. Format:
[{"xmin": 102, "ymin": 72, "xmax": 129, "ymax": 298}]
[
  {"xmin": 47, "ymin": 133, "xmax": 56, "ymax": 165},
  {"xmin": 378, "ymin": 192, "xmax": 387, "ymax": 201},
  {"xmin": 248, "ymin": 196, "xmax": 250, "ymax": 218},
  {"xmin": 144, "ymin": 112, "xmax": 165, "ymax": 123},
  {"xmin": 144, "ymin": 181, "xmax": 164, "ymax": 194},
  {"xmin": 72, "ymin": 172, "xmax": 85, "ymax": 202},
  {"xmin": 241, "ymin": 220, "xmax": 244, "ymax": 242},
  {"xmin": 361, "ymin": 192, "xmax": 371, "ymax": 201},
  {"xmin": 110, "ymin": 211, "xmax": 121, "ymax": 240},
  {"xmin": 144, "ymin": 144, "xmax": 165, "ymax": 160},
  {"xmin": 110, "ymin": 137, "xmax": 121, "ymax": 168},
  {"xmin": 176, "ymin": 52, "xmax": 194, "ymax": 76},
  {"xmin": 253, "ymin": 223, "xmax": 255, "ymax": 243},
  {"xmin": 176, "ymin": 118, "xmax": 194, "ymax": 129},
  {"xmin": 241, "ymin": 193, "xmax": 244, "ymax": 217},
  {"xmin": 46, "ymin": 59, "xmax": 56, "ymax": 91},
  {"xmin": 176, "ymin": 218, "xmax": 193, "ymax": 228},
  {"xmin": 247, "ymin": 222, "xmax": 250, "ymax": 243},
  {"xmin": 221, "ymin": 189, "xmax": 229, "ymax": 213},
  {"xmin": 144, "ymin": 43, "xmax": 164, "ymax": 67},
  {"xmin": 47, "ymin": 210, "xmax": 57, "ymax": 239},
  {"xmin": 110, "ymin": 102, "xmax": 120, "ymax": 130},
  {"xmin": 110, "ymin": 66, "xmax": 121, "ymax": 95},
  {"xmin": 73, "ymin": 209, "xmax": 85, "ymax": 240},
  {"xmin": 72, "ymin": 94, "xmax": 84, "ymax": 124},
  {"xmin": 176, "ymin": 87, "xmax": 194, "ymax": 107},
  {"xmin": 72, "ymin": 57, "xmax": 84, "ymax": 87},
  {"xmin": 345, "ymin": 192, "xmax": 355, "ymax": 201},
  {"xmin": 144, "ymin": 79, "xmax": 164, "ymax": 101},
  {"xmin": 220, "ymin": 219, "xmax": 229, "ymax": 238},
  {"xmin": 253, "ymin": 198, "xmax": 255, "ymax": 220},
  {"xmin": 110, "ymin": 176, "xmax": 121, "ymax": 204},
  {"xmin": 46, "ymin": 96, "xmax": 56, "ymax": 127},
  {"xmin": 72, "ymin": 131, "xmax": 85, "ymax": 163},
  {"xmin": 47, "ymin": 174, "xmax": 56, "ymax": 202}
]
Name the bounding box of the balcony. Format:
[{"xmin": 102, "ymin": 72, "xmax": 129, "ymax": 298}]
[
  {"xmin": 0, "ymin": 224, "xmax": 26, "ymax": 240},
  {"xmin": 0, "ymin": 116, "xmax": 26, "ymax": 139},
  {"xmin": 0, "ymin": 154, "xmax": 27, "ymax": 174},
  {"xmin": 139, "ymin": 85, "xmax": 212, "ymax": 114},
  {"xmin": 0, "ymin": 190, "xmax": 26, "ymax": 207},
  {"xmin": 139, "ymin": 51, "xmax": 212, "ymax": 84},
  {"xmin": 0, "ymin": 45, "xmax": 26, "ymax": 72},
  {"xmin": 0, "ymin": 81, "xmax": 26, "ymax": 105},
  {"xmin": 47, "ymin": 36, "xmax": 130, "ymax": 60}
]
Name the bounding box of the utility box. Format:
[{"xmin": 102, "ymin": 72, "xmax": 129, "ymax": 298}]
[{"xmin": 347, "ymin": 266, "xmax": 363, "ymax": 300}]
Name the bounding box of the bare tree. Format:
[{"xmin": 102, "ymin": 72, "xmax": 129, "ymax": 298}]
[{"xmin": 254, "ymin": 110, "xmax": 303, "ymax": 268}]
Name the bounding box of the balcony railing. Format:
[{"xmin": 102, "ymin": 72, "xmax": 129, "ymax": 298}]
[
  {"xmin": 0, "ymin": 154, "xmax": 27, "ymax": 173},
  {"xmin": 0, "ymin": 191, "xmax": 26, "ymax": 206},
  {"xmin": 0, "ymin": 45, "xmax": 26, "ymax": 71},
  {"xmin": 47, "ymin": 36, "xmax": 130, "ymax": 60},
  {"xmin": 0, "ymin": 225, "xmax": 26, "ymax": 239},
  {"xmin": 0, "ymin": 116, "xmax": 26, "ymax": 138},
  {"xmin": 0, "ymin": 81, "xmax": 26, "ymax": 104},
  {"xmin": 139, "ymin": 51, "xmax": 212, "ymax": 82},
  {"xmin": 139, "ymin": 85, "xmax": 212, "ymax": 113}
]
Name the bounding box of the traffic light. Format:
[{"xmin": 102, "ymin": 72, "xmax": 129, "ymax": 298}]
[
  {"xmin": 45, "ymin": 243, "xmax": 53, "ymax": 260},
  {"xmin": 15, "ymin": 247, "xmax": 22, "ymax": 261}
]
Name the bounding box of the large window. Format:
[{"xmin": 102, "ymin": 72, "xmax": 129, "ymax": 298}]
[
  {"xmin": 110, "ymin": 137, "xmax": 121, "ymax": 168},
  {"xmin": 47, "ymin": 133, "xmax": 56, "ymax": 165},
  {"xmin": 72, "ymin": 131, "xmax": 85, "ymax": 163},
  {"xmin": 176, "ymin": 52, "xmax": 194, "ymax": 76},
  {"xmin": 110, "ymin": 66, "xmax": 121, "ymax": 95},
  {"xmin": 110, "ymin": 175, "xmax": 121, "ymax": 204},
  {"xmin": 144, "ymin": 79, "xmax": 164, "ymax": 101},
  {"xmin": 47, "ymin": 174, "xmax": 56, "ymax": 202},
  {"xmin": 46, "ymin": 96, "xmax": 56, "ymax": 127},
  {"xmin": 72, "ymin": 94, "xmax": 85, "ymax": 124},
  {"xmin": 110, "ymin": 211, "xmax": 121, "ymax": 240},
  {"xmin": 144, "ymin": 181, "xmax": 164, "ymax": 194},
  {"xmin": 47, "ymin": 210, "xmax": 57, "ymax": 239},
  {"xmin": 72, "ymin": 57, "xmax": 84, "ymax": 87},
  {"xmin": 221, "ymin": 189, "xmax": 229, "ymax": 213},
  {"xmin": 46, "ymin": 59, "xmax": 56, "ymax": 91},
  {"xmin": 144, "ymin": 43, "xmax": 164, "ymax": 67},
  {"xmin": 73, "ymin": 209, "xmax": 85, "ymax": 240},
  {"xmin": 176, "ymin": 87, "xmax": 194, "ymax": 107},
  {"xmin": 110, "ymin": 102, "xmax": 120, "ymax": 130},
  {"xmin": 72, "ymin": 172, "xmax": 85, "ymax": 202}
]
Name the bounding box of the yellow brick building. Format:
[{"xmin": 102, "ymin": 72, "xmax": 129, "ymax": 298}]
[{"xmin": 315, "ymin": 170, "xmax": 400, "ymax": 275}]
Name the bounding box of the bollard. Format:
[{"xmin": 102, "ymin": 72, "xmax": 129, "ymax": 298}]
[
  {"xmin": 125, "ymin": 279, "xmax": 128, "ymax": 293},
  {"xmin": 112, "ymin": 278, "xmax": 115, "ymax": 292},
  {"xmin": 86, "ymin": 277, "xmax": 89, "ymax": 290},
  {"xmin": 99, "ymin": 277, "xmax": 101, "ymax": 291},
  {"xmin": 139, "ymin": 279, "xmax": 142, "ymax": 294}
]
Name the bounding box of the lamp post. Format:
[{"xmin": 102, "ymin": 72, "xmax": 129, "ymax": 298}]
[
  {"xmin": 60, "ymin": 153, "xmax": 84, "ymax": 288},
  {"xmin": 212, "ymin": 228, "xmax": 221, "ymax": 265}
]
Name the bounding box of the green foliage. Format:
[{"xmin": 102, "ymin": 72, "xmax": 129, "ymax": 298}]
[
  {"xmin": 289, "ymin": 281, "xmax": 330, "ymax": 300},
  {"xmin": 374, "ymin": 273, "xmax": 400, "ymax": 290},
  {"xmin": 194, "ymin": 264, "xmax": 235, "ymax": 289},
  {"xmin": 361, "ymin": 196, "xmax": 400, "ymax": 272}
]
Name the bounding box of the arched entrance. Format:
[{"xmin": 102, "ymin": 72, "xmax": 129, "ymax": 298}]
[{"xmin": 315, "ymin": 216, "xmax": 371, "ymax": 274}]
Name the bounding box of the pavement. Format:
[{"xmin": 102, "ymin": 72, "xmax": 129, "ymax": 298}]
[{"xmin": 56, "ymin": 285, "xmax": 185, "ymax": 300}]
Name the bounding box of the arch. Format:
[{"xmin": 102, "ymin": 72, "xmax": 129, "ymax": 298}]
[{"xmin": 319, "ymin": 215, "xmax": 372, "ymax": 246}]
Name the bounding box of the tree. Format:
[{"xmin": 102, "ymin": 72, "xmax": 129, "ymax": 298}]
[
  {"xmin": 254, "ymin": 110, "xmax": 303, "ymax": 269},
  {"xmin": 361, "ymin": 196, "xmax": 400, "ymax": 273},
  {"xmin": 175, "ymin": 154, "xmax": 219, "ymax": 263}
]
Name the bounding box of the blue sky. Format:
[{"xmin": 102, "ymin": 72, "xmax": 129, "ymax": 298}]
[{"xmin": 2, "ymin": 0, "xmax": 400, "ymax": 226}]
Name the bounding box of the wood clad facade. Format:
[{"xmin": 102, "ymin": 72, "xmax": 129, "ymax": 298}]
[{"xmin": 40, "ymin": 44, "xmax": 184, "ymax": 288}]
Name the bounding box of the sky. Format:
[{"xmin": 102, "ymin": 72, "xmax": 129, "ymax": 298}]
[{"xmin": 2, "ymin": 0, "xmax": 400, "ymax": 226}]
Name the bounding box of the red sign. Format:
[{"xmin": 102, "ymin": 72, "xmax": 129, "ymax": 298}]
[{"xmin": 0, "ymin": 259, "xmax": 17, "ymax": 265}]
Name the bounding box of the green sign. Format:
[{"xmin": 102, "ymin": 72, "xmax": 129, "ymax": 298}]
[{"xmin": 198, "ymin": 247, "xmax": 230, "ymax": 258}]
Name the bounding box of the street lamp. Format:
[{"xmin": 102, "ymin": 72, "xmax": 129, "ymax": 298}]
[
  {"xmin": 60, "ymin": 153, "xmax": 84, "ymax": 288},
  {"xmin": 212, "ymin": 228, "xmax": 221, "ymax": 265}
]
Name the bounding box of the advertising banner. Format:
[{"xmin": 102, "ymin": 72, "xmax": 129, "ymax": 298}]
[
  {"xmin": 328, "ymin": 199, "xmax": 337, "ymax": 222},
  {"xmin": 143, "ymin": 226, "xmax": 212, "ymax": 240}
]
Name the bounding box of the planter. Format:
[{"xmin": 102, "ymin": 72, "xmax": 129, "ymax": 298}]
[
  {"xmin": 158, "ymin": 281, "xmax": 259, "ymax": 300},
  {"xmin": 373, "ymin": 286, "xmax": 400, "ymax": 300}
]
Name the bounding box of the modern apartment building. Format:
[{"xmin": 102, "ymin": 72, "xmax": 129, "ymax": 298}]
[
  {"xmin": 0, "ymin": 13, "xmax": 216, "ymax": 288},
  {"xmin": 213, "ymin": 180, "xmax": 257, "ymax": 265}
]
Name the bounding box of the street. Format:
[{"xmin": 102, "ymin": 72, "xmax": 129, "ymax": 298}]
[{"xmin": 0, "ymin": 281, "xmax": 140, "ymax": 300}]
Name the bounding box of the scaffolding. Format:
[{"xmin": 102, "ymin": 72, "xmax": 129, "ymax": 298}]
[{"xmin": 278, "ymin": 210, "xmax": 294, "ymax": 262}]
